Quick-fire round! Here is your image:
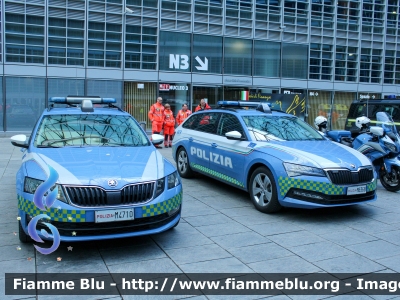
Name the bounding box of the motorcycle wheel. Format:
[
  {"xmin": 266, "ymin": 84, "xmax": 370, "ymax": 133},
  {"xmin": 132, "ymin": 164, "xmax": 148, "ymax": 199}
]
[{"xmin": 380, "ymin": 166, "xmax": 400, "ymax": 192}]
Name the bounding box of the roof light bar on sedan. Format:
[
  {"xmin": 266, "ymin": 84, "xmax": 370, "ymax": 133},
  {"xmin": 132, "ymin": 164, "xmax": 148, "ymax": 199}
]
[
  {"xmin": 49, "ymin": 96, "xmax": 116, "ymax": 104},
  {"xmin": 217, "ymin": 101, "xmax": 271, "ymax": 113}
]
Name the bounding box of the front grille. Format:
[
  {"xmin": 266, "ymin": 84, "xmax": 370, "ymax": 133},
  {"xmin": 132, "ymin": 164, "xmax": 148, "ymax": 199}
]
[
  {"xmin": 36, "ymin": 209, "xmax": 180, "ymax": 236},
  {"xmin": 65, "ymin": 182, "xmax": 155, "ymax": 207},
  {"xmin": 121, "ymin": 182, "xmax": 155, "ymax": 205},
  {"xmin": 327, "ymin": 168, "xmax": 374, "ymax": 185},
  {"xmin": 65, "ymin": 186, "xmax": 107, "ymax": 206}
]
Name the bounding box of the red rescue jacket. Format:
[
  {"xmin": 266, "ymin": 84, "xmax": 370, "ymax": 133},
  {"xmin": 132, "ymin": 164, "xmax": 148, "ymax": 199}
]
[
  {"xmin": 176, "ymin": 109, "xmax": 192, "ymax": 125},
  {"xmin": 163, "ymin": 109, "xmax": 175, "ymax": 126},
  {"xmin": 195, "ymin": 103, "xmax": 211, "ymax": 112},
  {"xmin": 148, "ymin": 103, "xmax": 164, "ymax": 122}
]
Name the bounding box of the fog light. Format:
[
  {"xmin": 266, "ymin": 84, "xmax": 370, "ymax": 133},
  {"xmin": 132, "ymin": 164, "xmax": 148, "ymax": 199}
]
[
  {"xmin": 293, "ymin": 190, "xmax": 324, "ymax": 200},
  {"xmin": 27, "ymin": 214, "xmax": 50, "ymax": 224},
  {"xmin": 168, "ymin": 205, "xmax": 181, "ymax": 216}
]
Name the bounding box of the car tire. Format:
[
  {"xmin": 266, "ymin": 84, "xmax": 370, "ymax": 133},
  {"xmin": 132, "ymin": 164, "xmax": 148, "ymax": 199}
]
[
  {"xmin": 176, "ymin": 148, "xmax": 194, "ymax": 178},
  {"xmin": 249, "ymin": 166, "xmax": 282, "ymax": 213},
  {"xmin": 19, "ymin": 220, "xmax": 32, "ymax": 243}
]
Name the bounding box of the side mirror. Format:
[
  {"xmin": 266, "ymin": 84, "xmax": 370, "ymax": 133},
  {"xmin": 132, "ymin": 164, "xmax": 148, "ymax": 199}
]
[
  {"xmin": 10, "ymin": 134, "xmax": 29, "ymax": 148},
  {"xmin": 151, "ymin": 134, "xmax": 164, "ymax": 146},
  {"xmin": 225, "ymin": 131, "xmax": 242, "ymax": 140},
  {"xmin": 370, "ymin": 126, "xmax": 384, "ymax": 137}
]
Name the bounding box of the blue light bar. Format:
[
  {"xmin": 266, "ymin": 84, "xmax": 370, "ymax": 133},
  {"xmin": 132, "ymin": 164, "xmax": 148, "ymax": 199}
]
[
  {"xmin": 49, "ymin": 96, "xmax": 116, "ymax": 104},
  {"xmin": 49, "ymin": 97, "xmax": 68, "ymax": 103},
  {"xmin": 217, "ymin": 101, "xmax": 269, "ymax": 107},
  {"xmin": 101, "ymin": 98, "xmax": 117, "ymax": 103},
  {"xmin": 217, "ymin": 101, "xmax": 271, "ymax": 113}
]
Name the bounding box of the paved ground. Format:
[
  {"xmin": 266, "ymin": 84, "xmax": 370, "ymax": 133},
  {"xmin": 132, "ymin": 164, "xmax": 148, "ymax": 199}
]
[{"xmin": 1, "ymin": 137, "xmax": 400, "ymax": 299}]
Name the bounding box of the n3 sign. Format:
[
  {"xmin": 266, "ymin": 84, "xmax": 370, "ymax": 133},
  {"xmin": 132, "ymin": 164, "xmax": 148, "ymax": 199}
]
[{"xmin": 169, "ymin": 54, "xmax": 189, "ymax": 70}]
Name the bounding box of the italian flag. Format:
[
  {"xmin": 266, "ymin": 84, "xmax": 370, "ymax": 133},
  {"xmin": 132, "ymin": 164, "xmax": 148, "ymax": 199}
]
[{"xmin": 241, "ymin": 91, "xmax": 249, "ymax": 101}]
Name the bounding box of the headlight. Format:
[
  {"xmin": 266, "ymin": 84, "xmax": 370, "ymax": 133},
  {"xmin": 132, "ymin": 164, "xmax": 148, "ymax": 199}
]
[
  {"xmin": 154, "ymin": 178, "xmax": 165, "ymax": 198},
  {"xmin": 283, "ymin": 163, "xmax": 326, "ymax": 177},
  {"xmin": 384, "ymin": 141, "xmax": 397, "ymax": 153},
  {"xmin": 24, "ymin": 177, "xmax": 67, "ymax": 203},
  {"xmin": 24, "ymin": 177, "xmax": 43, "ymax": 194},
  {"xmin": 167, "ymin": 171, "xmax": 180, "ymax": 189}
]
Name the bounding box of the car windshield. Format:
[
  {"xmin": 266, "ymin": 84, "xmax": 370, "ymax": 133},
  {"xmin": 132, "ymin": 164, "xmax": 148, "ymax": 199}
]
[
  {"xmin": 242, "ymin": 115, "xmax": 325, "ymax": 141},
  {"xmin": 34, "ymin": 114, "xmax": 150, "ymax": 147}
]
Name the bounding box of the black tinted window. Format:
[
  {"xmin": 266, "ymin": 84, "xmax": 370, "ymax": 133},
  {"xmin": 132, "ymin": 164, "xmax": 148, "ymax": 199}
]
[
  {"xmin": 349, "ymin": 103, "xmax": 400, "ymax": 120},
  {"xmin": 347, "ymin": 102, "xmax": 400, "ymax": 132},
  {"xmin": 182, "ymin": 114, "xmax": 201, "ymax": 130},
  {"xmin": 218, "ymin": 113, "xmax": 246, "ymax": 138},
  {"xmin": 182, "ymin": 112, "xmax": 220, "ymax": 134}
]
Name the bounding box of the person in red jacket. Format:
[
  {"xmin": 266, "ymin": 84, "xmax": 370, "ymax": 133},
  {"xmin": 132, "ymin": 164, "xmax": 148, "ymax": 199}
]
[
  {"xmin": 163, "ymin": 104, "xmax": 175, "ymax": 147},
  {"xmin": 176, "ymin": 103, "xmax": 192, "ymax": 126},
  {"xmin": 148, "ymin": 97, "xmax": 165, "ymax": 132},
  {"xmin": 195, "ymin": 99, "xmax": 211, "ymax": 112},
  {"xmin": 148, "ymin": 97, "xmax": 165, "ymax": 148}
]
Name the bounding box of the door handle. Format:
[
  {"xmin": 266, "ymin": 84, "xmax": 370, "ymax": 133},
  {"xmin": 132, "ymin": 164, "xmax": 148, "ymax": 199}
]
[{"xmin": 211, "ymin": 143, "xmax": 218, "ymax": 148}]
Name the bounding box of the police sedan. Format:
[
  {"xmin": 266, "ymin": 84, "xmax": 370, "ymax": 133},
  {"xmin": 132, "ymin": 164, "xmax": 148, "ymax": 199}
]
[
  {"xmin": 11, "ymin": 96, "xmax": 182, "ymax": 244},
  {"xmin": 172, "ymin": 101, "xmax": 377, "ymax": 213}
]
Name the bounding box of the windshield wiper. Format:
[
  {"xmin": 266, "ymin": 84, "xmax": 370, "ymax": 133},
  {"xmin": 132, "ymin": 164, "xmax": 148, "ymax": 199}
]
[
  {"xmin": 36, "ymin": 145, "xmax": 61, "ymax": 148},
  {"xmin": 41, "ymin": 136, "xmax": 111, "ymax": 146},
  {"xmin": 103, "ymin": 142, "xmax": 142, "ymax": 147}
]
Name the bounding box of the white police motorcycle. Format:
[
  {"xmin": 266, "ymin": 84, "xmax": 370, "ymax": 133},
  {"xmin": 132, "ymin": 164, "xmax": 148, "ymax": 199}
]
[{"xmin": 316, "ymin": 113, "xmax": 400, "ymax": 192}]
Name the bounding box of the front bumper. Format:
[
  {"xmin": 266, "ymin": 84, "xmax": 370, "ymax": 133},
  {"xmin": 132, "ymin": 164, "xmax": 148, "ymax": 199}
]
[
  {"xmin": 277, "ymin": 176, "xmax": 377, "ymax": 209},
  {"xmin": 18, "ymin": 187, "xmax": 182, "ymax": 242}
]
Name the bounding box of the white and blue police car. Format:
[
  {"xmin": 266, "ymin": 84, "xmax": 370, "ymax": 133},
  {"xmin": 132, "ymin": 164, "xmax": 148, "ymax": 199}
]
[
  {"xmin": 172, "ymin": 101, "xmax": 377, "ymax": 213},
  {"xmin": 12, "ymin": 96, "xmax": 182, "ymax": 243}
]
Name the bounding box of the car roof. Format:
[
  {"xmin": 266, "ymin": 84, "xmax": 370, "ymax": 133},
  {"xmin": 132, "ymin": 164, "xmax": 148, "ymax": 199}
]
[
  {"xmin": 41, "ymin": 107, "xmax": 130, "ymax": 116},
  {"xmin": 194, "ymin": 107, "xmax": 290, "ymax": 117}
]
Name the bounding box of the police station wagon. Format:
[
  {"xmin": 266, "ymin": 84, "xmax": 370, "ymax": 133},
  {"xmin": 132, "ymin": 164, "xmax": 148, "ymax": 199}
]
[
  {"xmin": 11, "ymin": 96, "xmax": 182, "ymax": 243},
  {"xmin": 172, "ymin": 101, "xmax": 377, "ymax": 213}
]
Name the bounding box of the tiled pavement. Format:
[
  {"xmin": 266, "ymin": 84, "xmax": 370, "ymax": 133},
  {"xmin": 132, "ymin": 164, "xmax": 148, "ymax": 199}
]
[{"xmin": 1, "ymin": 138, "xmax": 400, "ymax": 299}]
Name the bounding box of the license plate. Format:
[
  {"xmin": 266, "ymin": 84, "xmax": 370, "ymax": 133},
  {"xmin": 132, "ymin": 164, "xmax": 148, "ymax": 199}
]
[
  {"xmin": 95, "ymin": 209, "xmax": 134, "ymax": 223},
  {"xmin": 347, "ymin": 185, "xmax": 366, "ymax": 195}
]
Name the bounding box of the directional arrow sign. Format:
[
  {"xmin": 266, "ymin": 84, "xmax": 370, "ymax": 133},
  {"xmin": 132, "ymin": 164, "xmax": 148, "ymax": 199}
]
[{"xmin": 195, "ymin": 56, "xmax": 208, "ymax": 71}]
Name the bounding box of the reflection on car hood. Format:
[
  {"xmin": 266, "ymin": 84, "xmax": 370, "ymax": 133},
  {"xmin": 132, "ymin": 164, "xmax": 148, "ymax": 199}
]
[
  {"xmin": 23, "ymin": 147, "xmax": 166, "ymax": 187},
  {"xmin": 255, "ymin": 140, "xmax": 371, "ymax": 169}
]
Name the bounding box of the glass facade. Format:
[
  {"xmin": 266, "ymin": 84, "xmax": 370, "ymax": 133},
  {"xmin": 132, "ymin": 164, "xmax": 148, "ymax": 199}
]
[
  {"xmin": 0, "ymin": 77, "xmax": 3, "ymax": 131},
  {"xmin": 254, "ymin": 40, "xmax": 280, "ymax": 77},
  {"xmin": 193, "ymin": 86, "xmax": 223, "ymax": 108},
  {"xmin": 193, "ymin": 34, "xmax": 222, "ymax": 74},
  {"xmin": 282, "ymin": 44, "xmax": 308, "ymax": 79},
  {"xmin": 124, "ymin": 82, "xmax": 157, "ymax": 130},
  {"xmin": 159, "ymin": 31, "xmax": 191, "ymax": 72},
  {"xmin": 308, "ymin": 91, "xmax": 332, "ymax": 129},
  {"xmin": 87, "ymin": 80, "xmax": 123, "ymax": 107},
  {"xmin": 0, "ymin": 0, "xmax": 399, "ymax": 131},
  {"xmin": 48, "ymin": 18, "xmax": 85, "ymax": 66},
  {"xmin": 158, "ymin": 82, "xmax": 190, "ymax": 117},
  {"xmin": 331, "ymin": 92, "xmax": 357, "ymax": 130},
  {"xmin": 223, "ymin": 38, "xmax": 252, "ymax": 76},
  {"xmin": 5, "ymin": 77, "xmax": 45, "ymax": 131},
  {"xmin": 48, "ymin": 78, "xmax": 85, "ymax": 100}
]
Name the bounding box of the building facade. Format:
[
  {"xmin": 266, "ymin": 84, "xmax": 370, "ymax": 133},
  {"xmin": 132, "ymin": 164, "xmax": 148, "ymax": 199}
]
[{"xmin": 0, "ymin": 0, "xmax": 399, "ymax": 132}]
